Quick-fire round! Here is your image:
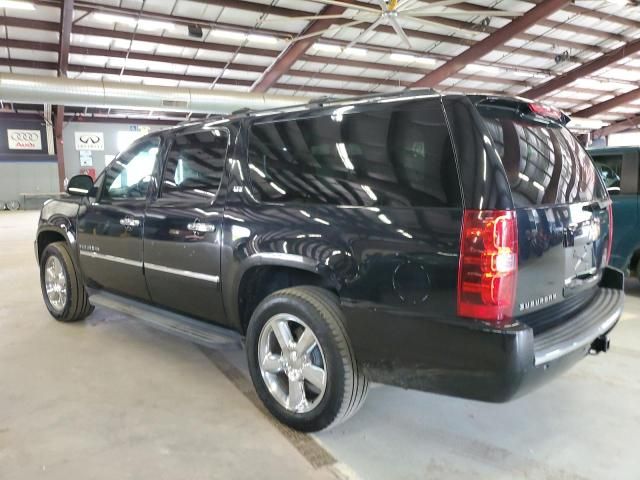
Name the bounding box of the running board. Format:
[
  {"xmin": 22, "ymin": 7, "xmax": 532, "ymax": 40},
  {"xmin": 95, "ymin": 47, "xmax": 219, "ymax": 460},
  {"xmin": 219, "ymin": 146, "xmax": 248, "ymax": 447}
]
[{"xmin": 90, "ymin": 292, "xmax": 241, "ymax": 349}]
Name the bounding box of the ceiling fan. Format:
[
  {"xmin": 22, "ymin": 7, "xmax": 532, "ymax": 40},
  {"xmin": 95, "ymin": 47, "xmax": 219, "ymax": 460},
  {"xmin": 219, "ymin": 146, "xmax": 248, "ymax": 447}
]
[{"xmin": 265, "ymin": 0, "xmax": 524, "ymax": 48}]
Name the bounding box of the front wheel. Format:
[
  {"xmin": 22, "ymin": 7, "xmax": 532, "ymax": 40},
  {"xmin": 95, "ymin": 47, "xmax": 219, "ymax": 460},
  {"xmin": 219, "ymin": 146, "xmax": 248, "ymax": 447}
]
[
  {"xmin": 246, "ymin": 286, "xmax": 368, "ymax": 432},
  {"xmin": 39, "ymin": 241, "xmax": 93, "ymax": 322}
]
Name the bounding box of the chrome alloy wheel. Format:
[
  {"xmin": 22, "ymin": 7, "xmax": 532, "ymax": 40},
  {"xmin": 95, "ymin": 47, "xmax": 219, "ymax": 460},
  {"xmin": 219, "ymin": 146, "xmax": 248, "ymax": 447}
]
[
  {"xmin": 257, "ymin": 313, "xmax": 327, "ymax": 414},
  {"xmin": 44, "ymin": 256, "xmax": 68, "ymax": 312}
]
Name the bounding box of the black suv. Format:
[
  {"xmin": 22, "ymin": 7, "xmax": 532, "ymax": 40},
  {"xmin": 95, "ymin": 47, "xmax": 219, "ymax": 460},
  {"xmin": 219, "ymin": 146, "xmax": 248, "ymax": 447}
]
[{"xmin": 36, "ymin": 92, "xmax": 624, "ymax": 432}]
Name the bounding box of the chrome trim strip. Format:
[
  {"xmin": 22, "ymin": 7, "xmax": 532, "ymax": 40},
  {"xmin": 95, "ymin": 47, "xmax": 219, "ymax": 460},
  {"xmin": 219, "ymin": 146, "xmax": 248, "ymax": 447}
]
[
  {"xmin": 534, "ymin": 294, "xmax": 623, "ymax": 366},
  {"xmin": 79, "ymin": 250, "xmax": 142, "ymax": 268},
  {"xmin": 144, "ymin": 262, "xmax": 220, "ymax": 283}
]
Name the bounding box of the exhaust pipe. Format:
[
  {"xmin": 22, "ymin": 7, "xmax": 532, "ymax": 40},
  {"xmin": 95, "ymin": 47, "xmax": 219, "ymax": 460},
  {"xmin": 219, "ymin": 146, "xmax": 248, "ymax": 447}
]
[{"xmin": 590, "ymin": 335, "xmax": 610, "ymax": 354}]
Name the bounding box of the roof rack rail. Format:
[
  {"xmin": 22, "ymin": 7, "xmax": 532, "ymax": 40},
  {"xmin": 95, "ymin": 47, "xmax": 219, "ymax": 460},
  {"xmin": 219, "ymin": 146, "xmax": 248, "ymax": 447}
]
[
  {"xmin": 306, "ymin": 88, "xmax": 438, "ymax": 108},
  {"xmin": 307, "ymin": 95, "xmax": 339, "ymax": 106},
  {"xmin": 231, "ymin": 107, "xmax": 253, "ymax": 115}
]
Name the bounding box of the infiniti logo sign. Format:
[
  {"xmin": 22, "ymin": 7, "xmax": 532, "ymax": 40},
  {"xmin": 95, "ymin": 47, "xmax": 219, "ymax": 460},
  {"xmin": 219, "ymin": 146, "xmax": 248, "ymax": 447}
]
[
  {"xmin": 79, "ymin": 135, "xmax": 101, "ymax": 145},
  {"xmin": 74, "ymin": 131, "xmax": 104, "ymax": 151}
]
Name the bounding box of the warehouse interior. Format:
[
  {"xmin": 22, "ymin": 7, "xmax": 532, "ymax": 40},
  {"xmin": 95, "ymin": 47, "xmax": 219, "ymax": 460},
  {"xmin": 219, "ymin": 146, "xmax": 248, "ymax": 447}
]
[{"xmin": 1, "ymin": 0, "xmax": 640, "ymax": 479}]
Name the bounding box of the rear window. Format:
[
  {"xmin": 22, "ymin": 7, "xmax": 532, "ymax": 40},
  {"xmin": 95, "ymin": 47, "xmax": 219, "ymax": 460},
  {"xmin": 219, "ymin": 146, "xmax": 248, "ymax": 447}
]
[
  {"xmin": 247, "ymin": 99, "xmax": 461, "ymax": 208},
  {"xmin": 480, "ymin": 111, "xmax": 606, "ymax": 207},
  {"xmin": 591, "ymin": 153, "xmax": 622, "ymax": 194}
]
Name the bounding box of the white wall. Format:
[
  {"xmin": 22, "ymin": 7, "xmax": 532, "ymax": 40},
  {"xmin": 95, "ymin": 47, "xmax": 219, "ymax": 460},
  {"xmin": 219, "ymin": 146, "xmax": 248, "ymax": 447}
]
[
  {"xmin": 62, "ymin": 122, "xmax": 166, "ymax": 179},
  {"xmin": 608, "ymin": 130, "xmax": 640, "ymax": 147}
]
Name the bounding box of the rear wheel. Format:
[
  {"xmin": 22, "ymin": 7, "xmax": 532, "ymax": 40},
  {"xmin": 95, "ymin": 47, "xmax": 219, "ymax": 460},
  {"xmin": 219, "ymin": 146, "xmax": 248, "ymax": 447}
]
[
  {"xmin": 246, "ymin": 286, "xmax": 368, "ymax": 432},
  {"xmin": 39, "ymin": 241, "xmax": 93, "ymax": 322}
]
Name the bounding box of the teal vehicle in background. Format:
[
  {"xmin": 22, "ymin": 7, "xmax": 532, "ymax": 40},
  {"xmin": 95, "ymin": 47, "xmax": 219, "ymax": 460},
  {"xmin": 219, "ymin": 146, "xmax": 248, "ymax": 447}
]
[{"xmin": 589, "ymin": 147, "xmax": 640, "ymax": 276}]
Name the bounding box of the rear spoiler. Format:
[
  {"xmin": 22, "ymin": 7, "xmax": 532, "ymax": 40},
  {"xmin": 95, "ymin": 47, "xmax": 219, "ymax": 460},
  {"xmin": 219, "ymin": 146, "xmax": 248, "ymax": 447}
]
[{"xmin": 473, "ymin": 96, "xmax": 571, "ymax": 125}]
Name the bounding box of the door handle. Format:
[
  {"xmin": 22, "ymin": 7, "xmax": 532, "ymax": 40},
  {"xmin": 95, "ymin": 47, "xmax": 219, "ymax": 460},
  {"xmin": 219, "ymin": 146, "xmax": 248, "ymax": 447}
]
[
  {"xmin": 119, "ymin": 217, "xmax": 140, "ymax": 228},
  {"xmin": 187, "ymin": 222, "xmax": 216, "ymax": 233}
]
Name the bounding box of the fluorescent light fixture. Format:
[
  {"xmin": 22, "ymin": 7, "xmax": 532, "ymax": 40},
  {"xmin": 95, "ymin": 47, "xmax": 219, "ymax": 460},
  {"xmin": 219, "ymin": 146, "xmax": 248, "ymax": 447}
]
[
  {"xmin": 512, "ymin": 70, "xmax": 551, "ymax": 79},
  {"xmin": 390, "ymin": 53, "xmax": 434, "ymax": 65},
  {"xmin": 415, "ymin": 57, "xmax": 435, "ymax": 65},
  {"xmin": 344, "ymin": 47, "xmax": 367, "ymax": 56},
  {"xmin": 211, "ymin": 29, "xmax": 246, "ymax": 41},
  {"xmin": 466, "ymin": 64, "xmax": 503, "ymax": 75},
  {"xmin": 94, "ymin": 13, "xmax": 173, "ymax": 30},
  {"xmin": 390, "ymin": 53, "xmax": 416, "ymax": 63},
  {"xmin": 0, "ymin": 0, "xmax": 34, "ymax": 9},
  {"xmin": 137, "ymin": 19, "xmax": 175, "ymax": 31},
  {"xmin": 314, "ymin": 43, "xmax": 342, "ymax": 52},
  {"xmin": 94, "ymin": 13, "xmax": 137, "ymax": 26},
  {"xmin": 247, "ymin": 33, "xmax": 278, "ymax": 44}
]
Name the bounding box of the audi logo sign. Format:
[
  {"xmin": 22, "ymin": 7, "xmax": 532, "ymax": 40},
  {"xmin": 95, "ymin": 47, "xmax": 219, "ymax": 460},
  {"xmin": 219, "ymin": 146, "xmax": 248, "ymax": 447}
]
[
  {"xmin": 74, "ymin": 132, "xmax": 105, "ymax": 151},
  {"xmin": 7, "ymin": 129, "xmax": 42, "ymax": 150}
]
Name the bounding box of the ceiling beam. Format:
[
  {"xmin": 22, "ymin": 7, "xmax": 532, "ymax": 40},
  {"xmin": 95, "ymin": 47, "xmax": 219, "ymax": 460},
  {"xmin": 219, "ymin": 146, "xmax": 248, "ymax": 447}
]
[
  {"xmin": 573, "ymin": 88, "xmax": 640, "ymax": 118},
  {"xmin": 524, "ymin": 38, "xmax": 640, "ymax": 99},
  {"xmin": 448, "ymin": 1, "xmax": 630, "ymax": 42},
  {"xmin": 37, "ymin": 1, "xmax": 620, "ymax": 68},
  {"xmin": 0, "ymin": 38, "xmax": 614, "ymax": 104},
  {"xmin": 252, "ymin": 5, "xmax": 345, "ymax": 93},
  {"xmin": 592, "ymin": 114, "xmax": 640, "ymax": 139},
  {"xmin": 428, "ymin": 16, "xmax": 606, "ymax": 54},
  {"xmin": 411, "ymin": 0, "xmax": 570, "ymax": 88},
  {"xmin": 58, "ymin": 0, "xmax": 74, "ymax": 76},
  {"xmin": 0, "ymin": 17, "xmax": 279, "ymax": 59},
  {"xmin": 38, "ymin": 0, "xmax": 289, "ymax": 38},
  {"xmin": 5, "ymin": 13, "xmax": 640, "ymax": 83}
]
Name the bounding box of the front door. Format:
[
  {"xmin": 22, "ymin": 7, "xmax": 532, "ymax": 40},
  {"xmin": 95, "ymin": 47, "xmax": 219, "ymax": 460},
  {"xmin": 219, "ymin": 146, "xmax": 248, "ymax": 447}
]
[
  {"xmin": 77, "ymin": 136, "xmax": 162, "ymax": 300},
  {"xmin": 143, "ymin": 128, "xmax": 229, "ymax": 323}
]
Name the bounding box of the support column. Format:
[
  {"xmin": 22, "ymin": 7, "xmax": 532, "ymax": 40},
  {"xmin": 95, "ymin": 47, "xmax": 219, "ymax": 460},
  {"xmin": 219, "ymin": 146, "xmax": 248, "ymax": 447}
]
[{"xmin": 54, "ymin": 105, "xmax": 66, "ymax": 191}]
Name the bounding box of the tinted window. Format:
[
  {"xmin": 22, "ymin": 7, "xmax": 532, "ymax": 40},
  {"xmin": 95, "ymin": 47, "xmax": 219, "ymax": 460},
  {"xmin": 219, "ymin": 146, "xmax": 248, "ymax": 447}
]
[
  {"xmin": 591, "ymin": 153, "xmax": 622, "ymax": 195},
  {"xmin": 161, "ymin": 130, "xmax": 229, "ymax": 200},
  {"xmin": 481, "ymin": 114, "xmax": 606, "ymax": 207},
  {"xmin": 247, "ymin": 99, "xmax": 460, "ymax": 207},
  {"xmin": 103, "ymin": 137, "xmax": 160, "ymax": 201}
]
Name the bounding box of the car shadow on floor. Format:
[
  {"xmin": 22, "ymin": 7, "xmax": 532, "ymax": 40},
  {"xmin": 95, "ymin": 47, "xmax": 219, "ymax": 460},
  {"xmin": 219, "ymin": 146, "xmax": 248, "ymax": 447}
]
[{"xmin": 625, "ymin": 277, "xmax": 640, "ymax": 297}]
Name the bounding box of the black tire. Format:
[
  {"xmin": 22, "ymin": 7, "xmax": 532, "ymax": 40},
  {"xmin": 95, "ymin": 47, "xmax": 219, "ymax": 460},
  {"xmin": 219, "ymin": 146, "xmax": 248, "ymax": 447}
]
[
  {"xmin": 39, "ymin": 241, "xmax": 93, "ymax": 322},
  {"xmin": 246, "ymin": 286, "xmax": 368, "ymax": 432}
]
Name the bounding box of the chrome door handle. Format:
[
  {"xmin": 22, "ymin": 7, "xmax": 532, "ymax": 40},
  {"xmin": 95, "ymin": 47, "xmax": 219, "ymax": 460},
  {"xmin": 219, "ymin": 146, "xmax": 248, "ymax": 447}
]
[
  {"xmin": 120, "ymin": 217, "xmax": 140, "ymax": 228},
  {"xmin": 187, "ymin": 222, "xmax": 216, "ymax": 233}
]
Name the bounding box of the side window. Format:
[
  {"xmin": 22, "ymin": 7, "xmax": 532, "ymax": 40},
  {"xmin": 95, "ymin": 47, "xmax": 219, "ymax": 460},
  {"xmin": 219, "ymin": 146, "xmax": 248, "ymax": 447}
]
[
  {"xmin": 247, "ymin": 99, "xmax": 460, "ymax": 208},
  {"xmin": 592, "ymin": 154, "xmax": 623, "ymax": 195},
  {"xmin": 102, "ymin": 137, "xmax": 160, "ymax": 201},
  {"xmin": 160, "ymin": 130, "xmax": 229, "ymax": 200}
]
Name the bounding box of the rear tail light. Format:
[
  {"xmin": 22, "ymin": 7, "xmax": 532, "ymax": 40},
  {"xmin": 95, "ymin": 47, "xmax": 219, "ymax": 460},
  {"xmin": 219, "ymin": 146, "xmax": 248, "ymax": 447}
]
[
  {"xmin": 457, "ymin": 210, "xmax": 518, "ymax": 324},
  {"xmin": 606, "ymin": 204, "xmax": 613, "ymax": 265}
]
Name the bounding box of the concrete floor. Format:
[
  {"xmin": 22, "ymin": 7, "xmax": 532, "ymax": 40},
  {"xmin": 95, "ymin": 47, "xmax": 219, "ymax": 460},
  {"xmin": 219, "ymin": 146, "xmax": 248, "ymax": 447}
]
[{"xmin": 2, "ymin": 211, "xmax": 639, "ymax": 479}]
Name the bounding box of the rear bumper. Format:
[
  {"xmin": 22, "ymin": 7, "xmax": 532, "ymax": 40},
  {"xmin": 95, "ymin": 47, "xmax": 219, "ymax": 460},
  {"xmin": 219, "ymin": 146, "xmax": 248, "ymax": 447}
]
[{"xmin": 342, "ymin": 268, "xmax": 624, "ymax": 402}]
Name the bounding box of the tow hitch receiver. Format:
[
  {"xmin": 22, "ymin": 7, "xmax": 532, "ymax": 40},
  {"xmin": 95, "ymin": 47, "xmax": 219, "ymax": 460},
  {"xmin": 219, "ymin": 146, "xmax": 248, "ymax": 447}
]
[{"xmin": 590, "ymin": 335, "xmax": 610, "ymax": 354}]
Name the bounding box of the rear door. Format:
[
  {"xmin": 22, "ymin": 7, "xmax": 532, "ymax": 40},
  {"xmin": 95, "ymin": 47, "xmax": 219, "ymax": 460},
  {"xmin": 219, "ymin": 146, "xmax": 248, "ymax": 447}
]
[
  {"xmin": 476, "ymin": 103, "xmax": 610, "ymax": 320},
  {"xmin": 143, "ymin": 128, "xmax": 229, "ymax": 324}
]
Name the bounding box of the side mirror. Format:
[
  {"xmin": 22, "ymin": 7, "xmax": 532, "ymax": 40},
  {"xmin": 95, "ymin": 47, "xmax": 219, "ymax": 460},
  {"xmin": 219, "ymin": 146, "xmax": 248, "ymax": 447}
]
[{"xmin": 67, "ymin": 174, "xmax": 95, "ymax": 197}]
